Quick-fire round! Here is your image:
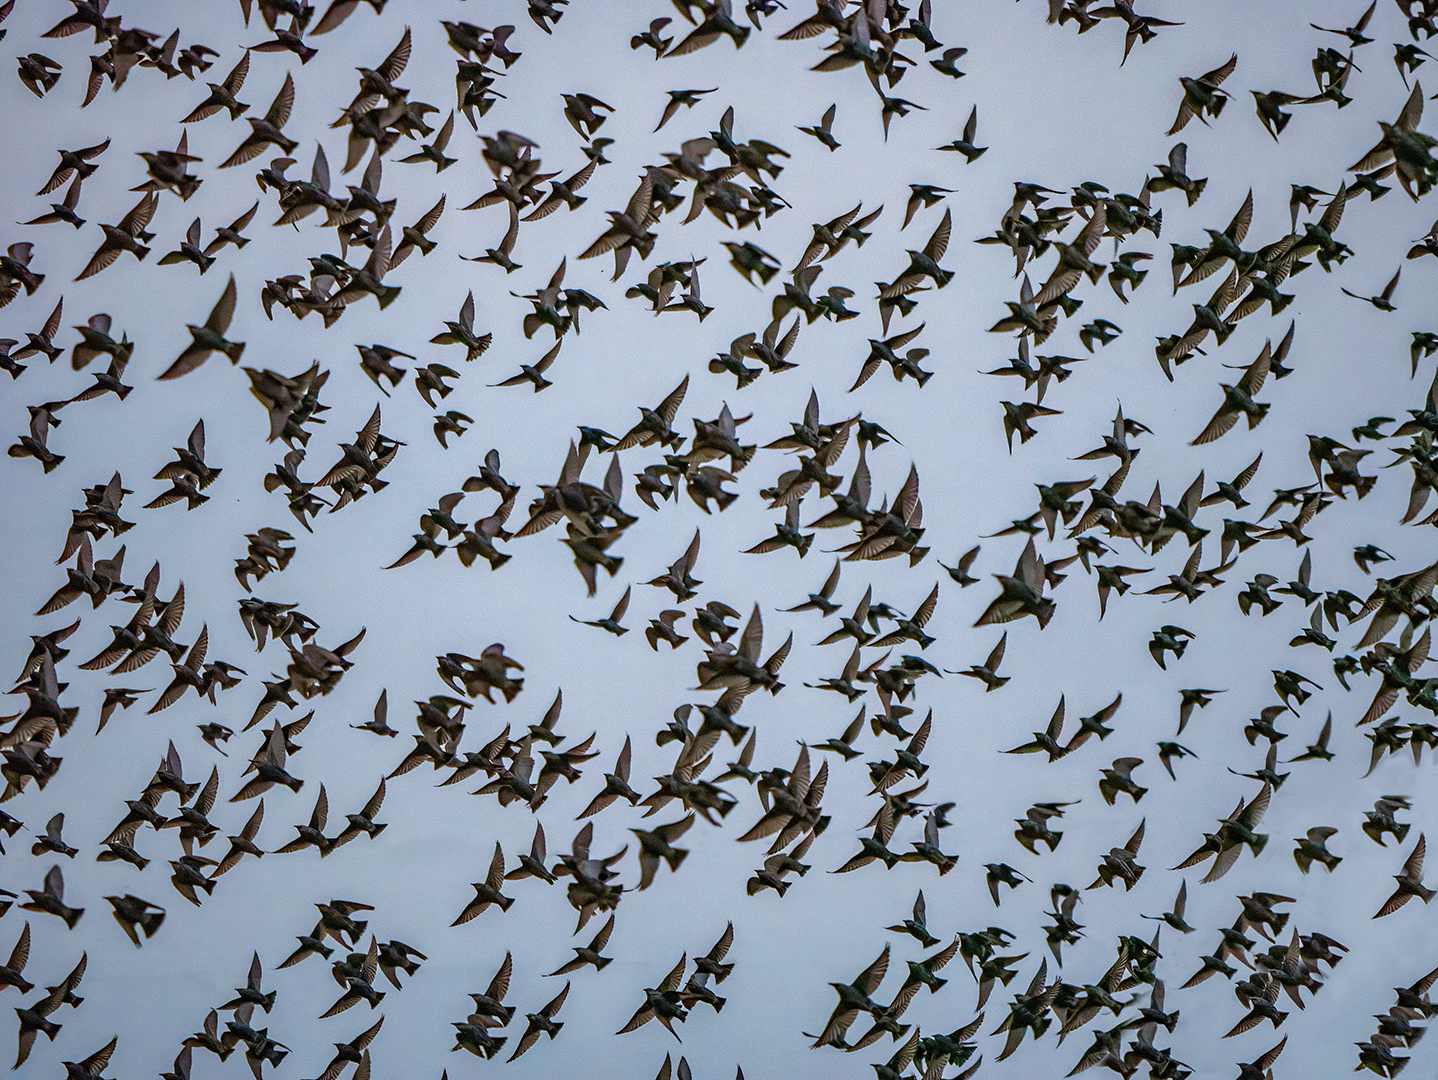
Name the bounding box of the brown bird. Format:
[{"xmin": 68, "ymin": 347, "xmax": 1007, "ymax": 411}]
[
  {"xmin": 220, "ymin": 72, "xmax": 297, "ymax": 167},
  {"xmin": 181, "ymin": 49, "xmax": 250, "ymax": 122},
  {"xmin": 75, "ymin": 191, "xmax": 156, "ymax": 280},
  {"xmin": 1376, "ymin": 834, "xmax": 1435, "ymax": 916},
  {"xmin": 1168, "ymin": 53, "xmax": 1237, "ymax": 135},
  {"xmin": 452, "ymin": 841, "xmax": 515, "ymax": 923}
]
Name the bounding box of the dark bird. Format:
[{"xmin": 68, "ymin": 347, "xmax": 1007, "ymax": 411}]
[
  {"xmin": 939, "ymin": 545, "xmax": 981, "ymax": 588},
  {"xmin": 809, "ymin": 945, "xmax": 889, "ymax": 1048},
  {"xmin": 1341, "ymin": 267, "xmax": 1402, "ymax": 311},
  {"xmin": 16, "ymin": 54, "xmax": 62, "ymax": 98},
  {"xmin": 220, "ymin": 72, "xmax": 297, "ymax": 167},
  {"xmin": 548, "ymin": 913, "xmax": 614, "ymax": 975},
  {"xmin": 181, "ymin": 49, "xmax": 250, "ymax": 122},
  {"xmin": 159, "ymin": 275, "xmax": 244, "ymax": 378},
  {"xmin": 105, "ymin": 895, "xmax": 164, "ymax": 948},
  {"xmin": 881, "ymin": 207, "xmax": 953, "ymax": 298},
  {"xmin": 20, "ymin": 865, "xmax": 82, "ymax": 928},
  {"xmin": 75, "ymin": 191, "xmax": 156, "ymax": 280},
  {"xmin": 330, "ymin": 779, "xmax": 387, "ymax": 851},
  {"xmin": 1168, "ymin": 53, "xmax": 1237, "ymax": 134},
  {"xmin": 452, "ymin": 841, "xmax": 515, "ymax": 922},
  {"xmin": 14, "ymin": 977, "xmax": 71, "ymax": 1069},
  {"xmin": 1294, "ymin": 826, "xmax": 1342, "ymax": 874},
  {"xmin": 957, "ymin": 632, "xmax": 1009, "ymax": 690},
  {"xmin": 656, "ymin": 87, "xmax": 716, "ymax": 132},
  {"xmin": 0, "ymin": 924, "xmax": 32, "ymax": 994},
  {"xmin": 617, "ymin": 954, "xmax": 688, "ymax": 1041},
  {"xmin": 1375, "ymin": 834, "xmax": 1435, "ymax": 916},
  {"xmin": 887, "ymin": 890, "xmax": 941, "ymax": 948},
  {"xmin": 1142, "ymin": 879, "xmax": 1194, "ymax": 934},
  {"xmin": 797, "ymin": 102, "xmax": 839, "ymax": 150},
  {"xmin": 1311, "ymin": 0, "xmax": 1376, "ymax": 46},
  {"xmin": 509, "ymin": 982, "xmax": 569, "ymax": 1060},
  {"xmin": 634, "ymin": 814, "xmax": 696, "ymax": 890},
  {"xmin": 1088, "ymin": 818, "xmax": 1145, "ymax": 890},
  {"xmin": 938, "ymin": 106, "xmax": 986, "ymax": 162}
]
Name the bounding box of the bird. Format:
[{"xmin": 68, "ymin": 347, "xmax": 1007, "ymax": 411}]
[
  {"xmin": 508, "ymin": 982, "xmax": 569, "ymax": 1060},
  {"xmin": 656, "ymin": 87, "xmax": 717, "ymax": 132},
  {"xmin": 617, "ymin": 954, "xmax": 689, "ymax": 1041},
  {"xmin": 1294, "ymin": 826, "xmax": 1342, "ymax": 874},
  {"xmin": 159, "ymin": 275, "xmax": 245, "ymax": 378},
  {"xmin": 1004, "ymin": 696, "xmax": 1069, "ymax": 760},
  {"xmin": 634, "ymin": 814, "xmax": 696, "ymax": 890},
  {"xmin": 1088, "ymin": 818, "xmax": 1145, "ymax": 890},
  {"xmin": 13, "ymin": 977, "xmax": 70, "ymax": 1069},
  {"xmin": 1168, "ymin": 53, "xmax": 1237, "ymax": 134},
  {"xmin": 452, "ymin": 842, "xmax": 515, "ymax": 922},
  {"xmin": 548, "ymin": 914, "xmax": 615, "ymax": 976},
  {"xmin": 75, "ymin": 191, "xmax": 156, "ymax": 280},
  {"xmin": 329, "ymin": 779, "xmax": 387, "ymax": 851},
  {"xmin": 938, "ymin": 105, "xmax": 986, "ymax": 162},
  {"xmin": 1341, "ymin": 267, "xmax": 1402, "ymax": 310},
  {"xmin": 887, "ymin": 891, "xmax": 941, "ymax": 948},
  {"xmin": 939, "ymin": 545, "xmax": 981, "ymax": 588},
  {"xmin": 1376, "ymin": 834, "xmax": 1435, "ymax": 916},
  {"xmin": 809, "ymin": 945, "xmax": 889, "ymax": 1048},
  {"xmin": 20, "ymin": 865, "xmax": 83, "ymax": 928},
  {"xmin": 61, "ymin": 1035, "xmax": 117, "ymax": 1080},
  {"xmin": 491, "ymin": 341, "xmax": 560, "ymax": 392},
  {"xmin": 16, "ymin": 53, "xmax": 63, "ymax": 98},
  {"xmin": 956, "ymin": 632, "xmax": 1009, "ymax": 690},
  {"xmin": 220, "ymin": 71, "xmax": 297, "ymax": 166},
  {"xmin": 931, "ymin": 46, "xmax": 967, "ymax": 77},
  {"xmin": 0, "ymin": 924, "xmax": 33, "ymax": 994},
  {"xmin": 1190, "ymin": 340, "xmax": 1273, "ymax": 444},
  {"xmin": 1312, "ymin": 0, "xmax": 1377, "ymax": 46},
  {"xmin": 105, "ymin": 895, "xmax": 164, "ymax": 948},
  {"xmin": 797, "ymin": 102, "xmax": 839, "ymax": 150},
  {"xmin": 881, "ymin": 207, "xmax": 953, "ymax": 298},
  {"xmin": 1141, "ymin": 879, "xmax": 1194, "ymax": 933}
]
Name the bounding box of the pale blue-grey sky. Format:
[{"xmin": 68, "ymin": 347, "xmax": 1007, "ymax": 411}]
[{"xmin": 3, "ymin": 2, "xmax": 1438, "ymax": 1079}]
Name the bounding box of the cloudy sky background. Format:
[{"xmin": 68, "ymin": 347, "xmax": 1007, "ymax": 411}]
[{"xmin": 4, "ymin": 0, "xmax": 1438, "ymax": 1077}]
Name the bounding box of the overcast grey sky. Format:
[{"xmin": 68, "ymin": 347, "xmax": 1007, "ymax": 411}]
[{"xmin": 4, "ymin": 1, "xmax": 1438, "ymax": 1078}]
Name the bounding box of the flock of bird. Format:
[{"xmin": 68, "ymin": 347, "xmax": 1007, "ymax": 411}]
[{"xmin": 6, "ymin": 0, "xmax": 1438, "ymax": 1077}]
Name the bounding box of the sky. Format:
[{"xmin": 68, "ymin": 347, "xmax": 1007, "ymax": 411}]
[{"xmin": 3, "ymin": 1, "xmax": 1438, "ymax": 1078}]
